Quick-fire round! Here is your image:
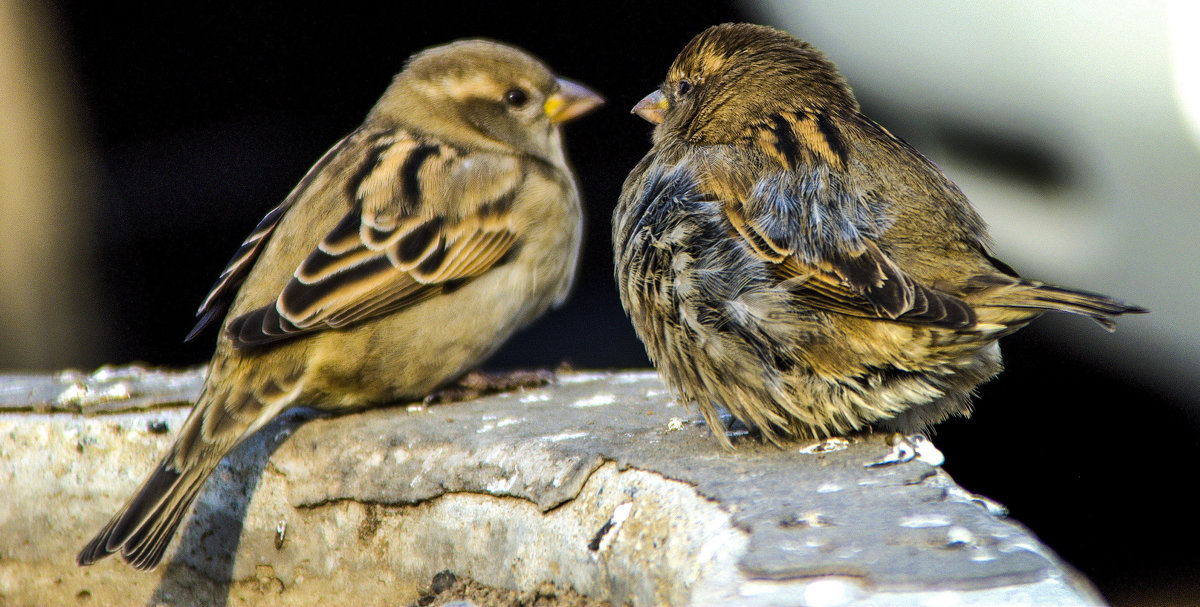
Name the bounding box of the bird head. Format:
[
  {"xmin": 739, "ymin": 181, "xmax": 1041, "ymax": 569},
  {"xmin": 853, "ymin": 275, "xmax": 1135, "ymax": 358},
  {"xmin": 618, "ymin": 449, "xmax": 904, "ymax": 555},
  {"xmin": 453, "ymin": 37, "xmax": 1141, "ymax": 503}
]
[
  {"xmin": 373, "ymin": 39, "xmax": 603, "ymax": 162},
  {"xmin": 633, "ymin": 23, "xmax": 857, "ymax": 146}
]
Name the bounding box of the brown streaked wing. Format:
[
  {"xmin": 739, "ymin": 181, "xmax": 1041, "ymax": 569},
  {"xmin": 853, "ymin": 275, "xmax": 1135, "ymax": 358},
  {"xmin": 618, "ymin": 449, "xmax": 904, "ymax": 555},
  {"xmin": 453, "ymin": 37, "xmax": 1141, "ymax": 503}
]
[
  {"xmin": 224, "ymin": 137, "xmax": 523, "ymax": 349},
  {"xmin": 776, "ymin": 243, "xmax": 975, "ymax": 328},
  {"xmin": 715, "ymin": 113, "xmax": 975, "ymax": 329},
  {"xmin": 184, "ymin": 131, "xmax": 367, "ymax": 342}
]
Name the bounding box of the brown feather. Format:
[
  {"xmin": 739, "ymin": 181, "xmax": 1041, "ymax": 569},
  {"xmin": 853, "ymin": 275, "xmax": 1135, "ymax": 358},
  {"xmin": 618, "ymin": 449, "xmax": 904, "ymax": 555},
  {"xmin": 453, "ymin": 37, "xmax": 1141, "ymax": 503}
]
[
  {"xmin": 613, "ymin": 23, "xmax": 1144, "ymax": 447},
  {"xmin": 80, "ymin": 38, "xmax": 597, "ymax": 571}
]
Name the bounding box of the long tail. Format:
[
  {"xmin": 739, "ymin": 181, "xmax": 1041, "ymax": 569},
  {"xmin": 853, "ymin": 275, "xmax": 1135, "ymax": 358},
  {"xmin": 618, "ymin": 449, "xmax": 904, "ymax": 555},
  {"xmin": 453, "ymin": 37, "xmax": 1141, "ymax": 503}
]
[
  {"xmin": 970, "ymin": 275, "xmax": 1148, "ymax": 331},
  {"xmin": 76, "ymin": 451, "xmax": 219, "ymax": 570},
  {"xmin": 77, "ymin": 357, "xmax": 303, "ymax": 570}
]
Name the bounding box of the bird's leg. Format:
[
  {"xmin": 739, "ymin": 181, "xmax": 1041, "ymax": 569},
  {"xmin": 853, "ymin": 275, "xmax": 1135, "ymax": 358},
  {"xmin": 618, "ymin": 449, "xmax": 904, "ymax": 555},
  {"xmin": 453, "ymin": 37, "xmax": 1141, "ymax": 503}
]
[
  {"xmin": 724, "ymin": 414, "xmax": 757, "ymax": 442},
  {"xmin": 423, "ymin": 369, "xmax": 556, "ymax": 405}
]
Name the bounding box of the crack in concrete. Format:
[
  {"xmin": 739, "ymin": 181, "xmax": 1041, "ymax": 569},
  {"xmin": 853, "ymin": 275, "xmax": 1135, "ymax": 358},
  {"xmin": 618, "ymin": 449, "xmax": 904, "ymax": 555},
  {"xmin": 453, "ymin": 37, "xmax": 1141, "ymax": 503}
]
[{"xmin": 2, "ymin": 366, "xmax": 1105, "ymax": 605}]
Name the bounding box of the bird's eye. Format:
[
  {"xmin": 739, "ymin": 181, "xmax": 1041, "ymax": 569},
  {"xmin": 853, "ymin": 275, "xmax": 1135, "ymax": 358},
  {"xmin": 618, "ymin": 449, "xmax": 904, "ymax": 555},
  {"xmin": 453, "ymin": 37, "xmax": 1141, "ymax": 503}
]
[
  {"xmin": 505, "ymin": 88, "xmax": 529, "ymax": 107},
  {"xmin": 677, "ymin": 80, "xmax": 693, "ymax": 96}
]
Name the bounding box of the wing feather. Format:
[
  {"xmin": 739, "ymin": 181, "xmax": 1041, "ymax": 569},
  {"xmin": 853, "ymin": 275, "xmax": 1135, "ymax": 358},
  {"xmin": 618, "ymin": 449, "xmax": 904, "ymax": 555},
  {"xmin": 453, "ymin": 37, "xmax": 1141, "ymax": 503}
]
[
  {"xmin": 184, "ymin": 133, "xmax": 360, "ymax": 341},
  {"xmin": 225, "ymin": 131, "xmax": 522, "ymax": 349},
  {"xmin": 710, "ymin": 108, "xmax": 977, "ymax": 328}
]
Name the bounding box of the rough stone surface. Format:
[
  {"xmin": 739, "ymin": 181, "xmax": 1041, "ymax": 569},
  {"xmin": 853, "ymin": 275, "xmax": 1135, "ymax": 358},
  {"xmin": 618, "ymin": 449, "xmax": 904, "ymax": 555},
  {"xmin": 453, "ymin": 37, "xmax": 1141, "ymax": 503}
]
[{"xmin": 0, "ymin": 366, "xmax": 1105, "ymax": 606}]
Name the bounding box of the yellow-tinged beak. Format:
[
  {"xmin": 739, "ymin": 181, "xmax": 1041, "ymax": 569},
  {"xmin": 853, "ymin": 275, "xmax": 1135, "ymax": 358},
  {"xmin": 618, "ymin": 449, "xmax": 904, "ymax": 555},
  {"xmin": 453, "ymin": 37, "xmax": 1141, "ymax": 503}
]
[
  {"xmin": 544, "ymin": 78, "xmax": 604, "ymax": 124},
  {"xmin": 632, "ymin": 89, "xmax": 667, "ymax": 125}
]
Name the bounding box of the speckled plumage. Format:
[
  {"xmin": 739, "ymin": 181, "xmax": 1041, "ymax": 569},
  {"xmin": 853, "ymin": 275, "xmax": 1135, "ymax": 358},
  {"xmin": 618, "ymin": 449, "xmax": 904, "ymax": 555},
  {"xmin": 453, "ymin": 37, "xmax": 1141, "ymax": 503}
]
[{"xmin": 614, "ymin": 23, "xmax": 1144, "ymax": 447}]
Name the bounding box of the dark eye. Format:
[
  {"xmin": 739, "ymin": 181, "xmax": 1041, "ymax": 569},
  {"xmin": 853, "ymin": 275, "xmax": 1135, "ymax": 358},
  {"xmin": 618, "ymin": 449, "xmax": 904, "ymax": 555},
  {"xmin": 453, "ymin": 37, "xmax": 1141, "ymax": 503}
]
[
  {"xmin": 504, "ymin": 88, "xmax": 529, "ymax": 107},
  {"xmin": 677, "ymin": 79, "xmax": 693, "ymax": 96}
]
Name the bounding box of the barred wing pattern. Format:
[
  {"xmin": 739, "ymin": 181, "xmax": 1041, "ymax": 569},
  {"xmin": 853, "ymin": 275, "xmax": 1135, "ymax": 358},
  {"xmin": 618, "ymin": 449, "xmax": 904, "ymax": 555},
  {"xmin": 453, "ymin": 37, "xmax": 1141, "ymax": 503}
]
[{"xmin": 188, "ymin": 128, "xmax": 522, "ymax": 349}]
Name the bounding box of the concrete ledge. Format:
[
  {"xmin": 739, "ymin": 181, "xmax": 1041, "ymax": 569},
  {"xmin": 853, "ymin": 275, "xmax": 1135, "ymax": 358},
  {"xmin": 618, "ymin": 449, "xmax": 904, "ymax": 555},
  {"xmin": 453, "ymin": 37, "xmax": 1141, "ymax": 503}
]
[{"xmin": 0, "ymin": 366, "xmax": 1105, "ymax": 605}]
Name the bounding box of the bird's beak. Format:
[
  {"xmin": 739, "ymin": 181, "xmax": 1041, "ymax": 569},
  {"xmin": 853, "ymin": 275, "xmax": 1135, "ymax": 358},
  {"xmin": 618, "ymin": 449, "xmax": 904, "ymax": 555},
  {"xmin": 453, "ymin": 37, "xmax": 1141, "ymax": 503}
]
[
  {"xmin": 632, "ymin": 89, "xmax": 667, "ymax": 125},
  {"xmin": 544, "ymin": 78, "xmax": 604, "ymax": 124}
]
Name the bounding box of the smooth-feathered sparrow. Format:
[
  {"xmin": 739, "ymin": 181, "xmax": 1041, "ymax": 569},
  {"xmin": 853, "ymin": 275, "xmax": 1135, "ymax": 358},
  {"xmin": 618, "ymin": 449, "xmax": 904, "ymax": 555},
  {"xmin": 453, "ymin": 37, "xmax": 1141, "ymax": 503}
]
[{"xmin": 79, "ymin": 39, "xmax": 602, "ymax": 569}]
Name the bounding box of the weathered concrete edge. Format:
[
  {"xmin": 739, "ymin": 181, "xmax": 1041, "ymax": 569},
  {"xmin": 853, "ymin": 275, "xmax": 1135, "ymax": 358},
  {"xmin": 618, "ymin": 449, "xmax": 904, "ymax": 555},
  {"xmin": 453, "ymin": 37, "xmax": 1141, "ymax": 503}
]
[
  {"xmin": 4, "ymin": 414, "xmax": 1102, "ymax": 607},
  {"xmin": 3, "ymin": 405, "xmax": 742, "ymax": 606},
  {"xmin": 0, "ymin": 367, "xmax": 1107, "ymax": 606}
]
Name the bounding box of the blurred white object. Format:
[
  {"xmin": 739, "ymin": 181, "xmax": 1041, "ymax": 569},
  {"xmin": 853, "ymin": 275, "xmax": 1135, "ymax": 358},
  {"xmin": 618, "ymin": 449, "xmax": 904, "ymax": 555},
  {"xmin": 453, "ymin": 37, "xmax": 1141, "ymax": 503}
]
[{"xmin": 749, "ymin": 1, "xmax": 1200, "ymax": 405}]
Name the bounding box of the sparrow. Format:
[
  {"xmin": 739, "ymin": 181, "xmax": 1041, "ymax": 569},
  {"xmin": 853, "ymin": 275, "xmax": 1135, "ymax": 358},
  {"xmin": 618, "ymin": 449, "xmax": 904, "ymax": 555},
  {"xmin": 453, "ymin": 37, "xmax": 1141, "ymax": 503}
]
[
  {"xmin": 78, "ymin": 39, "xmax": 602, "ymax": 570},
  {"xmin": 614, "ymin": 23, "xmax": 1145, "ymax": 448}
]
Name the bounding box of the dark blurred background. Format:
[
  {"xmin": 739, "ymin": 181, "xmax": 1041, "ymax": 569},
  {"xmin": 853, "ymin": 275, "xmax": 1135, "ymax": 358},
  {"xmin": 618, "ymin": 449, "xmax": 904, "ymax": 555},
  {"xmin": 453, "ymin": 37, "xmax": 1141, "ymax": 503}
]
[{"xmin": 2, "ymin": 2, "xmax": 1197, "ymax": 605}]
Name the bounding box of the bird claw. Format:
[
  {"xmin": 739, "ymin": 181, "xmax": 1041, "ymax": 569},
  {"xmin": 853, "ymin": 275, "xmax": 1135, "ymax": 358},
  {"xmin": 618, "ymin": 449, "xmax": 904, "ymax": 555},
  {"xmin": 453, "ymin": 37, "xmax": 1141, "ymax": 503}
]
[{"xmin": 865, "ymin": 433, "xmax": 944, "ymax": 468}]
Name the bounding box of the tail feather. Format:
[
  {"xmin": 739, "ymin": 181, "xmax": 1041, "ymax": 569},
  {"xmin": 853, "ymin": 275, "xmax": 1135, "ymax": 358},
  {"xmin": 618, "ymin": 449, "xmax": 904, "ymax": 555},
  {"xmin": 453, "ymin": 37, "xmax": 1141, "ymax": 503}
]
[
  {"xmin": 77, "ymin": 455, "xmax": 217, "ymax": 570},
  {"xmin": 972, "ymin": 276, "xmax": 1147, "ymax": 331},
  {"xmin": 125, "ymin": 468, "xmax": 209, "ymax": 570},
  {"xmin": 77, "ymin": 360, "xmax": 303, "ymax": 570}
]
